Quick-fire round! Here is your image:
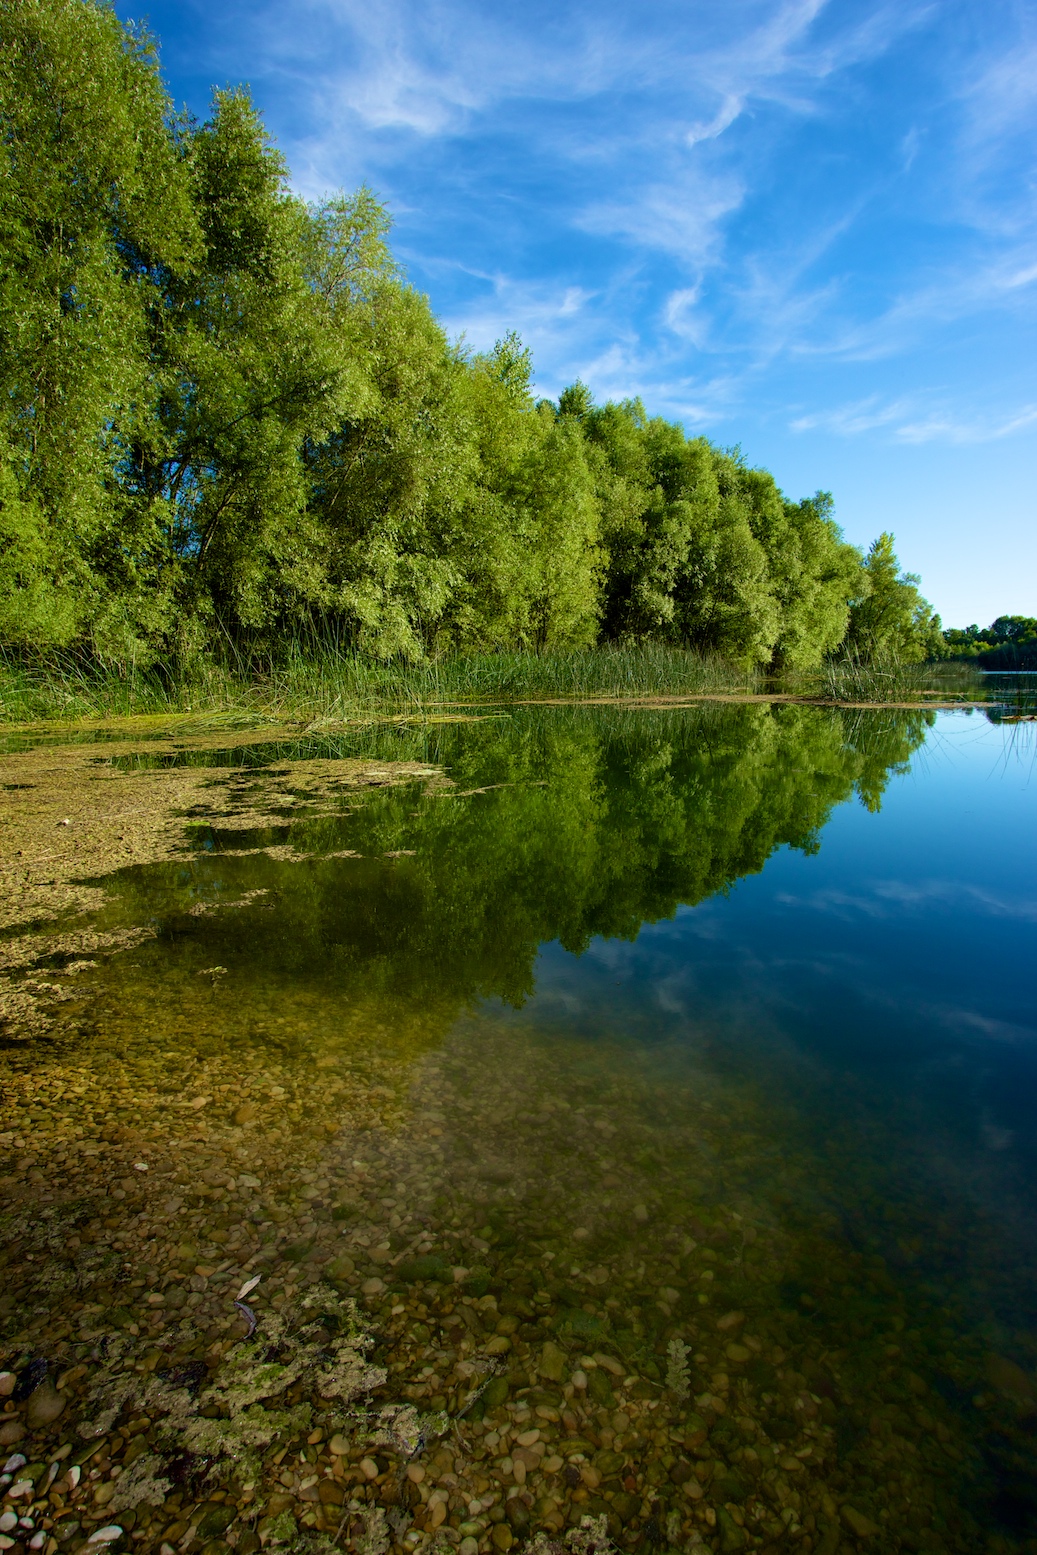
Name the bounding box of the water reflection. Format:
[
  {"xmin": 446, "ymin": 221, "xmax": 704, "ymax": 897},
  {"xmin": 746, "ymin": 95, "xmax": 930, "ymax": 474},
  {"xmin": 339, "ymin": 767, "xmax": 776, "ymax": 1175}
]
[
  {"xmin": 92, "ymin": 703, "xmax": 933, "ymax": 1018},
  {"xmin": 3, "ymin": 701, "xmax": 1037, "ymax": 1555}
]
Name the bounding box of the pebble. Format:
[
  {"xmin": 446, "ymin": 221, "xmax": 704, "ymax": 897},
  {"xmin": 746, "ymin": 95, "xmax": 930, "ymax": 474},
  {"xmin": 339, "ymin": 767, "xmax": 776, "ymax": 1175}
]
[
  {"xmin": 593, "ymin": 1352, "xmax": 624, "ymax": 1376},
  {"xmin": 841, "ymin": 1505, "xmax": 881, "ymax": 1539},
  {"xmin": 539, "ymin": 1342, "xmax": 567, "ymax": 1382},
  {"xmin": 506, "ymin": 1500, "xmax": 531, "ymax": 1532},
  {"xmin": 25, "ymin": 1381, "xmax": 65, "ymax": 1430}
]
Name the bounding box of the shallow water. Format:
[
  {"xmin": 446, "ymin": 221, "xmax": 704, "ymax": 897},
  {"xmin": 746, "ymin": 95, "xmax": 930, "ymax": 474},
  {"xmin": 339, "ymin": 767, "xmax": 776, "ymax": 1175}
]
[{"xmin": 2, "ymin": 692, "xmax": 1036, "ymax": 1555}]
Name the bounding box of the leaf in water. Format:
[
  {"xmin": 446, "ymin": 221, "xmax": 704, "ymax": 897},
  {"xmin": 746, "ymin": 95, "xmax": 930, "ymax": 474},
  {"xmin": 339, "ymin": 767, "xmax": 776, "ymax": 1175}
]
[{"xmin": 237, "ymin": 1274, "xmax": 262, "ymax": 1299}]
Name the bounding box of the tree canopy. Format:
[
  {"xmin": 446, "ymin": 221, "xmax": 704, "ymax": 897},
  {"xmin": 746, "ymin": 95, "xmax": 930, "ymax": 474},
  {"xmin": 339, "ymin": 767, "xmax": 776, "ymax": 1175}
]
[{"xmin": 0, "ymin": 0, "xmax": 947, "ymax": 669}]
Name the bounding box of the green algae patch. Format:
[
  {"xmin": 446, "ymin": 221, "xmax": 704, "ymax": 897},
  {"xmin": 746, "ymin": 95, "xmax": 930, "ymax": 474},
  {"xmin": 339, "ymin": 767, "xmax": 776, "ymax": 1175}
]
[{"xmin": 0, "ymin": 723, "xmax": 448, "ymax": 1039}]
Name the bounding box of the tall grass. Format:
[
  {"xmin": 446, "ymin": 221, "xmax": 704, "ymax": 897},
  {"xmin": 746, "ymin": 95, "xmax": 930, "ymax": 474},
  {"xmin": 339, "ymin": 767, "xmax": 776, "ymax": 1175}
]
[
  {"xmin": 0, "ymin": 640, "xmax": 990, "ymax": 728},
  {"xmin": 0, "ymin": 642, "xmax": 758, "ymax": 726},
  {"xmin": 805, "ymin": 655, "xmax": 984, "ymax": 703},
  {"xmin": 258, "ymin": 642, "xmax": 759, "ymax": 717}
]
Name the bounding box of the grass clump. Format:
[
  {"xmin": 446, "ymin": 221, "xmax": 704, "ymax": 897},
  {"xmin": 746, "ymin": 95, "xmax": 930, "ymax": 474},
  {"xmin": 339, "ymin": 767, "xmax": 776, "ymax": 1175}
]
[{"xmin": 807, "ymin": 655, "xmax": 984, "ymax": 703}]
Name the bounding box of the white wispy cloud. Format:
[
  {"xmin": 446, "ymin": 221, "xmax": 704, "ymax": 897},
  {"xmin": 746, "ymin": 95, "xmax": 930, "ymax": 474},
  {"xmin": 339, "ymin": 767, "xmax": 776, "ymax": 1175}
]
[
  {"xmin": 792, "ymin": 394, "xmax": 1037, "ymax": 444},
  {"xmin": 580, "ymin": 167, "xmax": 745, "ymax": 269},
  {"xmin": 168, "ymin": 0, "xmax": 1037, "ymax": 477},
  {"xmin": 896, "ymin": 405, "xmax": 1037, "ymax": 445},
  {"xmin": 438, "ymin": 268, "xmax": 736, "ymax": 424},
  {"xmin": 791, "ymin": 244, "xmax": 1037, "ymax": 364},
  {"xmin": 439, "ymin": 273, "xmax": 598, "ymax": 357}
]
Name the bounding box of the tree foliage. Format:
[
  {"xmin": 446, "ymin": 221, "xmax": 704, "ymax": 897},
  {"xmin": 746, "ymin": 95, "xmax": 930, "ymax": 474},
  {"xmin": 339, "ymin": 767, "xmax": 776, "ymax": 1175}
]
[
  {"xmin": 843, "ymin": 534, "xmax": 944, "ymax": 665},
  {"xmin": 0, "ymin": 0, "xmax": 946, "ymax": 669}
]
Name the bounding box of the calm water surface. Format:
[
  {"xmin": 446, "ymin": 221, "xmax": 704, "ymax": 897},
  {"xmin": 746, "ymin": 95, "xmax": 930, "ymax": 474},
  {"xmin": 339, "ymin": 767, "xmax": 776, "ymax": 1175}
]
[{"xmin": 3, "ymin": 691, "xmax": 1036, "ymax": 1555}]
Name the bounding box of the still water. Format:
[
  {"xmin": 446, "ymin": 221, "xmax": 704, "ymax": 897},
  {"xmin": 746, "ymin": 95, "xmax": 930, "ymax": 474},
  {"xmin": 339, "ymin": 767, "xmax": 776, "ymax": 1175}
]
[{"xmin": 1, "ymin": 692, "xmax": 1035, "ymax": 1555}]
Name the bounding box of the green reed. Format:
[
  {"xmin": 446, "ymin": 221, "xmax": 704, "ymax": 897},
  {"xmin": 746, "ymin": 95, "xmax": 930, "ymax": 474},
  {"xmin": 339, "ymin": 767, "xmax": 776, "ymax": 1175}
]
[{"xmin": 0, "ymin": 641, "xmax": 757, "ymax": 726}]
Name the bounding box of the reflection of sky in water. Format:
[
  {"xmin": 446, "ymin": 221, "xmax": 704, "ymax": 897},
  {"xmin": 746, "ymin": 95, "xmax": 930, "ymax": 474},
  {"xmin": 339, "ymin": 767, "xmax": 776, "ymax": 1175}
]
[{"xmin": 495, "ymin": 712, "xmax": 1037, "ymax": 1295}]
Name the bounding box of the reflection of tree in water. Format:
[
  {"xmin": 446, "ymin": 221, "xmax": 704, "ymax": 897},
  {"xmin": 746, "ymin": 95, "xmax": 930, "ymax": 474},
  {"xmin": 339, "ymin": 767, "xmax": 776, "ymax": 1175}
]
[{"xmin": 106, "ymin": 702, "xmax": 931, "ymax": 1019}]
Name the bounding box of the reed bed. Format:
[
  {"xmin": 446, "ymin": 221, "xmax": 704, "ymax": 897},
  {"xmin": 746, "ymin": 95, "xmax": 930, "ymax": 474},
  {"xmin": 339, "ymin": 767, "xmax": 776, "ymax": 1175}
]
[
  {"xmin": 0, "ymin": 641, "xmax": 988, "ymax": 727},
  {"xmin": 0, "ymin": 643, "xmax": 755, "ymax": 726}
]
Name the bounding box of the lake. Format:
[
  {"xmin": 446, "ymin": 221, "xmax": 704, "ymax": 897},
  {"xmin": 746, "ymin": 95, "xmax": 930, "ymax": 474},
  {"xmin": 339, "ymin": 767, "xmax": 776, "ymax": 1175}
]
[{"xmin": 1, "ymin": 685, "xmax": 1035, "ymax": 1555}]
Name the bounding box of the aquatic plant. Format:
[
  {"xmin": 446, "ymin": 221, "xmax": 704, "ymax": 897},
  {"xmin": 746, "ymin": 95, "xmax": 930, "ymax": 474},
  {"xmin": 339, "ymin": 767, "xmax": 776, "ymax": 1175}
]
[
  {"xmin": 183, "ymin": 1403, "xmax": 315, "ymax": 1485},
  {"xmin": 107, "ymin": 1452, "xmax": 172, "ymax": 1514},
  {"xmin": 529, "ymin": 1513, "xmax": 614, "ymax": 1555},
  {"xmin": 74, "ymin": 1286, "xmax": 386, "ymax": 1487},
  {"xmin": 348, "ymin": 1503, "xmax": 391, "ymax": 1555},
  {"xmin": 665, "ymin": 1336, "xmax": 691, "ymax": 1404}
]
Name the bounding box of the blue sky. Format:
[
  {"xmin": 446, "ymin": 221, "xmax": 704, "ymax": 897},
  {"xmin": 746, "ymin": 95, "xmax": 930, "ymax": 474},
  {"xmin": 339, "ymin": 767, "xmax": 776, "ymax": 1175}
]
[{"xmin": 118, "ymin": 0, "xmax": 1036, "ymax": 626}]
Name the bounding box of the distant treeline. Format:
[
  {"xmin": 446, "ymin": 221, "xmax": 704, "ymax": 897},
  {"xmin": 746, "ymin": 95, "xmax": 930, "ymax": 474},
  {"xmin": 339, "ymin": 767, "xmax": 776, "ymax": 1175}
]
[
  {"xmin": 1, "ymin": 0, "xmax": 948, "ymax": 671},
  {"xmin": 943, "ymin": 617, "xmax": 1037, "ymax": 670}
]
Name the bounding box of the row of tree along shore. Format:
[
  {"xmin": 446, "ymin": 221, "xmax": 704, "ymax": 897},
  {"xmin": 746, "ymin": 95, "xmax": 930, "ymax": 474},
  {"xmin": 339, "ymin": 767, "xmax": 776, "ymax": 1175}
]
[
  {"xmin": 0, "ymin": 0, "xmax": 1023, "ymax": 681},
  {"xmin": 942, "ymin": 618, "xmax": 1037, "ymax": 670}
]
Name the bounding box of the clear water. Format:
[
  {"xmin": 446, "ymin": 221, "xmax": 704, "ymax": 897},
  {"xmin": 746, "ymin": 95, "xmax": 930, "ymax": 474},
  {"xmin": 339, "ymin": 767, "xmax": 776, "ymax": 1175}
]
[{"xmin": 3, "ymin": 690, "xmax": 1037, "ymax": 1555}]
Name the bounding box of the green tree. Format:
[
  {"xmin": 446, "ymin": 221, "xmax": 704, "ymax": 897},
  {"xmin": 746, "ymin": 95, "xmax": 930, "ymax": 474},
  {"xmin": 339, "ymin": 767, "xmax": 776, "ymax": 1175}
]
[
  {"xmin": 986, "ymin": 615, "xmax": 1037, "ymax": 646},
  {"xmin": 127, "ymin": 96, "xmax": 380, "ymax": 653},
  {"xmin": 583, "ymin": 405, "xmax": 862, "ymax": 668},
  {"xmin": 0, "ymin": 0, "xmax": 939, "ymax": 676},
  {"xmin": 844, "ymin": 533, "xmax": 944, "ymax": 663},
  {"xmin": 447, "ymin": 345, "xmax": 600, "ymax": 651},
  {"xmin": 304, "ymin": 282, "xmax": 472, "ymax": 658},
  {"xmin": 0, "ymin": 439, "xmax": 80, "ymax": 646},
  {"xmin": 757, "ymin": 490, "xmax": 865, "ymax": 671},
  {"xmin": 0, "ymin": 0, "xmax": 196, "ymax": 652}
]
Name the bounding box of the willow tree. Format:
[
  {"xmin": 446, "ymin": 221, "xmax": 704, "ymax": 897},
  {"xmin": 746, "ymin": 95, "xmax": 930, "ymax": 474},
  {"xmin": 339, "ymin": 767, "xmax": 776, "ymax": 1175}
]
[
  {"xmin": 844, "ymin": 534, "xmax": 943, "ymax": 663},
  {"xmin": 123, "ymin": 101, "xmax": 392, "ymax": 655},
  {"xmin": 581, "ymin": 397, "xmax": 859, "ymax": 667},
  {"xmin": 459, "ymin": 342, "xmax": 600, "ymax": 651},
  {"xmin": 0, "ymin": 0, "xmax": 195, "ymax": 650}
]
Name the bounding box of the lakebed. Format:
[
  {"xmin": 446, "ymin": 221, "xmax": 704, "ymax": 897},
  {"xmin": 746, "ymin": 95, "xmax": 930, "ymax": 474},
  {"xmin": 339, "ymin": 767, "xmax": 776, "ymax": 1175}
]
[{"xmin": 1, "ymin": 691, "xmax": 1036, "ymax": 1555}]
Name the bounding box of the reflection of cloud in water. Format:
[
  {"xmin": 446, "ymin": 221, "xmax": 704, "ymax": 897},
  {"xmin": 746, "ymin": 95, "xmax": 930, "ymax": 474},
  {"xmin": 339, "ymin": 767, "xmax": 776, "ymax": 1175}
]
[
  {"xmin": 941, "ymin": 1008, "xmax": 1037, "ymax": 1046},
  {"xmin": 776, "ymin": 878, "xmax": 1037, "ymax": 921}
]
